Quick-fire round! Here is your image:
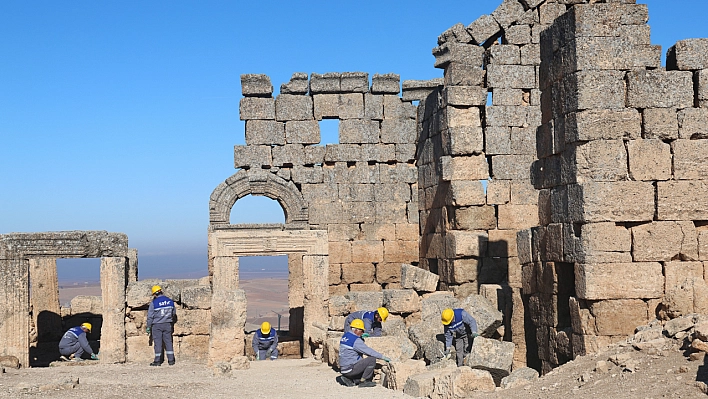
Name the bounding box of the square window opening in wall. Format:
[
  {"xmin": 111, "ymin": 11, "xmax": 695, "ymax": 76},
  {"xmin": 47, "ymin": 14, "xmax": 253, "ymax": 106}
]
[{"xmin": 318, "ymin": 119, "xmax": 339, "ymax": 145}]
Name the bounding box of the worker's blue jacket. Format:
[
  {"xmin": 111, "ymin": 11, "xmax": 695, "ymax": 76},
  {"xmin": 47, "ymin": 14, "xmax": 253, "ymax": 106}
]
[
  {"xmin": 443, "ymin": 308, "xmax": 479, "ymax": 349},
  {"xmin": 252, "ymin": 328, "xmax": 278, "ymax": 352},
  {"xmin": 338, "ymin": 331, "xmax": 383, "ymax": 373},
  {"xmin": 147, "ymin": 294, "xmax": 176, "ymax": 327},
  {"xmin": 343, "ymin": 310, "xmax": 381, "ymax": 336}
]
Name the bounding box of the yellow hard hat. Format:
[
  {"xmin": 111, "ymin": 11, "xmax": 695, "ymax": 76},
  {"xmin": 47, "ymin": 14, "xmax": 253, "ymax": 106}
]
[
  {"xmin": 377, "ymin": 307, "xmax": 389, "ymax": 322},
  {"xmin": 350, "ymin": 318, "xmax": 365, "ymax": 331},
  {"xmin": 441, "ymin": 308, "xmax": 454, "ymax": 325},
  {"xmin": 261, "ymin": 321, "xmax": 271, "ymax": 335},
  {"xmin": 151, "ymin": 285, "xmax": 162, "ymax": 295},
  {"xmin": 81, "ymin": 322, "xmax": 92, "ymax": 333}
]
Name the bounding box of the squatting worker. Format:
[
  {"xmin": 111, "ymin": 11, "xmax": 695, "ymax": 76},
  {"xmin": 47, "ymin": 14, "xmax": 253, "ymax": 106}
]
[
  {"xmin": 147, "ymin": 285, "xmax": 177, "ymax": 366},
  {"xmin": 343, "ymin": 307, "xmax": 389, "ymax": 337},
  {"xmin": 59, "ymin": 323, "xmax": 98, "ymax": 362},
  {"xmin": 441, "ymin": 308, "xmax": 479, "ymax": 367},
  {"xmin": 338, "ymin": 318, "xmax": 391, "ymax": 388},
  {"xmin": 252, "ymin": 321, "xmax": 279, "ymax": 360}
]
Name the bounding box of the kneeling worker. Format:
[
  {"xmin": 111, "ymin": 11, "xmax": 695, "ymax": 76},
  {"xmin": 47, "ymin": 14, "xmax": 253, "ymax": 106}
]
[
  {"xmin": 339, "ymin": 319, "xmax": 391, "ymax": 388},
  {"xmin": 343, "ymin": 307, "xmax": 389, "ymax": 337},
  {"xmin": 59, "ymin": 323, "xmax": 98, "ymax": 361},
  {"xmin": 252, "ymin": 321, "xmax": 278, "ymax": 360},
  {"xmin": 441, "ymin": 308, "xmax": 479, "ymax": 366}
]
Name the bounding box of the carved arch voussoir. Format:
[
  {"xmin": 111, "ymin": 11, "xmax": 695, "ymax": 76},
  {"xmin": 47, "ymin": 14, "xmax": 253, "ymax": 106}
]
[{"xmin": 209, "ymin": 170, "xmax": 308, "ymax": 225}]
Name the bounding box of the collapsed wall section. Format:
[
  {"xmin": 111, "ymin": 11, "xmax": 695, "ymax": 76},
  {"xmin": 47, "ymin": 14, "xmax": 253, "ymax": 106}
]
[{"xmin": 236, "ymin": 73, "xmax": 420, "ymax": 294}]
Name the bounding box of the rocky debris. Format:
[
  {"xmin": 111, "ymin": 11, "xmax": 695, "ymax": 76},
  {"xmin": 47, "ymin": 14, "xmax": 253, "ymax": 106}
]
[
  {"xmin": 381, "ymin": 314, "xmax": 408, "ymax": 338},
  {"xmin": 460, "ymin": 295, "xmax": 503, "ymax": 337},
  {"xmin": 383, "ymin": 289, "xmax": 421, "ymax": 314},
  {"xmin": 212, "ymin": 362, "xmax": 232, "ymax": 377},
  {"xmin": 408, "ymin": 321, "xmax": 446, "ymax": 364},
  {"xmin": 365, "ymin": 336, "xmax": 416, "ymax": 362},
  {"xmin": 230, "ymin": 356, "xmax": 250, "ymax": 371},
  {"xmin": 403, "ymin": 364, "xmax": 495, "ymax": 398},
  {"xmin": 500, "ymin": 367, "xmax": 538, "ymax": 389},
  {"xmin": 401, "ymin": 264, "xmax": 439, "ymax": 292},
  {"xmin": 38, "ymin": 376, "xmax": 79, "ymax": 391},
  {"xmin": 381, "ymin": 359, "xmax": 427, "ymax": 390},
  {"xmin": 0, "ymin": 355, "xmax": 20, "ymax": 369},
  {"xmin": 664, "ymin": 315, "xmax": 694, "ymax": 337}
]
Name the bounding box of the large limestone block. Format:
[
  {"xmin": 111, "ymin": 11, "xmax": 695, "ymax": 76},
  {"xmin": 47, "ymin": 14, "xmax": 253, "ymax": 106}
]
[
  {"xmin": 658, "ymin": 181, "xmax": 708, "ymax": 220},
  {"xmin": 381, "ymin": 359, "xmax": 427, "ymax": 391},
  {"xmin": 570, "ymin": 140, "xmax": 628, "ymax": 182},
  {"xmin": 401, "ymin": 264, "xmax": 440, "ymax": 292},
  {"xmin": 497, "ymin": 204, "xmax": 539, "ymax": 230},
  {"xmin": 565, "ymin": 109, "xmax": 641, "ymax": 143},
  {"xmin": 408, "ymin": 321, "xmax": 446, "ymax": 363},
  {"xmin": 245, "ymin": 120, "xmax": 285, "ymax": 145},
  {"xmin": 275, "ymin": 94, "xmax": 313, "ymax": 121},
  {"xmin": 486, "ymin": 64, "xmax": 536, "ymax": 89},
  {"xmin": 668, "ymin": 38, "xmax": 708, "ymax": 70},
  {"xmin": 404, "ymin": 370, "xmax": 439, "ymax": 398},
  {"xmin": 465, "ymin": 336, "xmax": 515, "ymax": 372},
  {"xmin": 178, "ymin": 335, "xmax": 210, "ymax": 361},
  {"xmin": 239, "ymin": 97, "xmax": 275, "ymax": 120},
  {"xmin": 573, "ymin": 182, "xmax": 655, "ymax": 223},
  {"xmin": 173, "ymin": 309, "xmax": 210, "ymax": 336},
  {"xmin": 446, "ymin": 230, "xmax": 488, "ymax": 258},
  {"xmin": 580, "ymin": 222, "xmax": 631, "ymax": 253},
  {"xmin": 461, "ymin": 295, "xmax": 504, "ymax": 338},
  {"xmin": 627, "ymin": 139, "xmax": 672, "ymax": 181},
  {"xmin": 678, "ymin": 108, "xmax": 708, "ymax": 139},
  {"xmin": 575, "ymin": 263, "xmax": 663, "ymax": 300},
  {"xmin": 440, "ymin": 155, "xmax": 489, "ymax": 181},
  {"xmin": 574, "ymin": 37, "xmax": 661, "ymax": 71},
  {"xmin": 632, "ymin": 221, "xmax": 698, "ymax": 261},
  {"xmin": 673, "ymin": 139, "xmax": 708, "ymax": 180},
  {"xmin": 344, "ymin": 291, "xmax": 383, "ymax": 312},
  {"xmin": 590, "ymin": 299, "xmax": 649, "ymax": 336},
  {"xmin": 209, "ymin": 290, "xmax": 247, "ymax": 364},
  {"xmin": 127, "ymin": 280, "xmax": 180, "ymax": 309},
  {"xmin": 126, "ymin": 335, "xmax": 155, "ymax": 364},
  {"xmin": 181, "ymin": 285, "xmax": 212, "ymax": 310},
  {"xmin": 383, "ymin": 289, "xmax": 421, "ymax": 314},
  {"xmin": 627, "ymin": 70, "xmax": 694, "ymax": 109},
  {"xmin": 643, "ymin": 108, "xmax": 679, "ymax": 140},
  {"xmin": 451, "ymin": 366, "xmax": 496, "ymax": 395},
  {"xmin": 500, "ymin": 367, "xmax": 539, "ymax": 389},
  {"xmin": 365, "ymin": 336, "xmax": 416, "ymax": 362},
  {"xmin": 568, "ymin": 70, "xmax": 627, "ymax": 111},
  {"xmin": 341, "ymin": 263, "xmax": 375, "ymax": 284},
  {"xmin": 70, "ymin": 295, "xmax": 103, "ymax": 315},
  {"xmin": 241, "ymin": 74, "xmax": 272, "ymax": 97}
]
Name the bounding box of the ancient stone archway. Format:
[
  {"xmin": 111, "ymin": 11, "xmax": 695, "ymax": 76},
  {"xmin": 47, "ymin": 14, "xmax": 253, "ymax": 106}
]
[{"xmin": 209, "ymin": 170, "xmax": 308, "ymax": 226}]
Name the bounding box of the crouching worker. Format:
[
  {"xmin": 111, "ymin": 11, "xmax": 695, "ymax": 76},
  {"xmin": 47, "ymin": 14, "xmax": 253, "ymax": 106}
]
[
  {"xmin": 343, "ymin": 307, "xmax": 389, "ymax": 337},
  {"xmin": 147, "ymin": 285, "xmax": 176, "ymax": 366},
  {"xmin": 59, "ymin": 323, "xmax": 98, "ymax": 362},
  {"xmin": 339, "ymin": 319, "xmax": 391, "ymax": 388},
  {"xmin": 441, "ymin": 308, "xmax": 479, "ymax": 366},
  {"xmin": 252, "ymin": 321, "xmax": 278, "ymax": 360}
]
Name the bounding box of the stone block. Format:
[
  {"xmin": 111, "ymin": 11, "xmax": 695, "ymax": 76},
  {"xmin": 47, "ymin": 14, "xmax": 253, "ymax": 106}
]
[
  {"xmin": 402, "ymin": 79, "xmax": 444, "ymax": 102},
  {"xmin": 401, "ymin": 264, "xmax": 439, "ymax": 292},
  {"xmin": 668, "ymin": 39, "xmax": 708, "ymax": 70},
  {"xmin": 442, "ymin": 86, "xmax": 487, "ymax": 107},
  {"xmin": 341, "ymin": 263, "xmax": 375, "ymax": 284},
  {"xmin": 571, "ymin": 70, "xmax": 627, "ymax": 111},
  {"xmin": 642, "ymin": 108, "xmax": 678, "ymax": 140},
  {"xmin": 575, "ymin": 262, "xmax": 663, "ymax": 300},
  {"xmin": 376, "ymin": 263, "xmax": 401, "ymax": 284},
  {"xmin": 291, "ymin": 165, "xmax": 323, "ymax": 184},
  {"xmin": 699, "ymin": 70, "xmax": 708, "ymax": 105},
  {"xmin": 275, "ymin": 94, "xmax": 313, "ymax": 121},
  {"xmin": 381, "ymin": 360, "xmax": 427, "ymax": 391},
  {"xmin": 395, "ymin": 143, "xmax": 416, "ymax": 162},
  {"xmin": 678, "ymin": 108, "xmax": 708, "ymax": 140},
  {"xmin": 590, "ymin": 299, "xmax": 648, "ymax": 336},
  {"xmin": 440, "ymin": 258, "xmax": 480, "ymax": 284},
  {"xmin": 345, "ymin": 291, "xmax": 384, "ymax": 311},
  {"xmin": 485, "ymin": 126, "xmax": 512, "ymax": 155},
  {"xmin": 70, "ymin": 295, "xmax": 102, "ymax": 314},
  {"xmin": 179, "ymin": 335, "xmax": 210, "ymax": 361},
  {"xmin": 626, "ymin": 70, "xmax": 694, "ymax": 109},
  {"xmin": 574, "ymin": 182, "xmax": 655, "ymax": 223},
  {"xmin": 444, "ymin": 64, "xmax": 486, "ymax": 87},
  {"xmin": 339, "ymin": 119, "xmax": 380, "ymax": 144},
  {"xmin": 384, "ymin": 95, "xmax": 416, "ymax": 119},
  {"xmin": 491, "ymin": 0, "xmax": 525, "ymax": 28},
  {"xmin": 239, "ymin": 97, "xmax": 275, "ymax": 120},
  {"xmin": 488, "ymin": 229, "xmax": 518, "ymax": 258},
  {"xmin": 445, "ymin": 106, "xmax": 482, "ymax": 129},
  {"xmin": 520, "ymin": 43, "xmax": 540, "ymax": 66},
  {"xmin": 565, "ymin": 109, "xmax": 641, "ymax": 143},
  {"xmin": 486, "ymin": 180, "xmax": 510, "ymax": 205},
  {"xmin": 446, "ymin": 181, "xmax": 486, "ymax": 207},
  {"xmin": 446, "ymin": 230, "xmax": 488, "ymax": 258},
  {"xmin": 349, "ymin": 283, "xmax": 382, "ymax": 292},
  {"xmin": 371, "ymin": 73, "xmax": 400, "ymax": 94},
  {"xmin": 271, "ymin": 144, "xmax": 305, "ymax": 166},
  {"xmin": 580, "ymin": 222, "xmax": 631, "ymax": 254},
  {"xmin": 466, "ymin": 14, "xmax": 500, "ymax": 45},
  {"xmin": 452, "ymin": 206, "xmax": 497, "ymax": 230},
  {"xmin": 383, "ymin": 289, "xmax": 421, "ymax": 314},
  {"xmin": 381, "ymin": 118, "xmax": 416, "ymax": 144},
  {"xmin": 492, "ymin": 155, "xmax": 534, "ymax": 180},
  {"xmin": 383, "ymin": 240, "xmax": 418, "ymax": 264},
  {"xmin": 174, "ymin": 309, "xmax": 210, "ymax": 336},
  {"xmin": 492, "ymin": 88, "xmax": 523, "ymax": 106},
  {"xmin": 341, "ymin": 72, "xmax": 369, "ymax": 93},
  {"xmin": 404, "ymin": 370, "xmax": 439, "ymax": 398},
  {"xmin": 497, "ymin": 204, "xmax": 538, "ymax": 230},
  {"xmin": 241, "ymin": 74, "xmax": 272, "ymax": 97},
  {"xmin": 329, "ymin": 241, "xmax": 351, "ymax": 265},
  {"xmin": 280, "ymin": 72, "xmax": 308, "ymax": 95},
  {"xmin": 465, "ymin": 336, "xmax": 515, "ymax": 372},
  {"xmin": 574, "ymin": 37, "xmax": 661, "ymax": 71},
  {"xmin": 571, "ymin": 3, "xmax": 649, "ymax": 37},
  {"xmin": 433, "ymin": 42, "xmax": 485, "ymax": 69},
  {"xmin": 627, "ymin": 139, "xmax": 672, "ymax": 181},
  {"xmin": 487, "ymin": 64, "xmax": 536, "ymax": 89},
  {"xmin": 461, "ymin": 295, "xmax": 504, "ymax": 337},
  {"xmin": 364, "ymin": 93, "xmax": 384, "ymax": 120},
  {"xmin": 538, "ymin": 2, "xmax": 566, "ymax": 24},
  {"xmin": 632, "ymin": 221, "xmax": 698, "ymax": 262},
  {"xmin": 568, "ymin": 140, "xmax": 628, "ymax": 182},
  {"xmin": 329, "ymin": 263, "xmax": 342, "ymax": 286},
  {"xmin": 658, "ymin": 181, "xmax": 708, "ymax": 220},
  {"xmin": 485, "ymin": 105, "xmax": 529, "ymax": 127},
  {"xmin": 181, "ymin": 286, "xmax": 212, "ymax": 310},
  {"xmin": 440, "ymin": 155, "xmax": 489, "ymax": 181},
  {"xmin": 328, "ymin": 295, "xmax": 352, "ymax": 317},
  {"xmin": 126, "ymin": 335, "xmax": 155, "ymax": 363},
  {"xmin": 486, "ymin": 44, "xmax": 520, "ymax": 65},
  {"xmin": 500, "ymin": 367, "xmax": 539, "ymax": 389},
  {"xmin": 505, "ymin": 25, "xmax": 530, "ymax": 45},
  {"xmin": 309, "ymin": 72, "xmax": 340, "ymax": 94}
]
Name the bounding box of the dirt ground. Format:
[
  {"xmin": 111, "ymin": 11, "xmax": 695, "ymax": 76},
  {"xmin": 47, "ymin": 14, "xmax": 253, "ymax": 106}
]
[{"xmin": 2, "ymin": 339, "xmax": 708, "ymax": 398}]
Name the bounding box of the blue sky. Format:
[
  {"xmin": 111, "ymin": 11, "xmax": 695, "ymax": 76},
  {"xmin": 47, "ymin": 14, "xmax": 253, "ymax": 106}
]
[{"xmin": 2, "ymin": 1, "xmax": 707, "ymax": 280}]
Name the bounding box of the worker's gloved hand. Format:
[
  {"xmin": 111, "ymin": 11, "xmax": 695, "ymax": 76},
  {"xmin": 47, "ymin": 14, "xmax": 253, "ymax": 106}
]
[
  {"xmin": 382, "ymin": 357, "xmax": 391, "ymax": 363},
  {"xmin": 146, "ymin": 327, "xmax": 151, "ymax": 334},
  {"xmin": 265, "ymin": 349, "xmax": 273, "ymax": 358},
  {"xmin": 471, "ymin": 333, "xmax": 479, "ymax": 338},
  {"xmin": 90, "ymin": 353, "xmax": 99, "ymax": 360},
  {"xmin": 361, "ymin": 333, "xmax": 370, "ymax": 338}
]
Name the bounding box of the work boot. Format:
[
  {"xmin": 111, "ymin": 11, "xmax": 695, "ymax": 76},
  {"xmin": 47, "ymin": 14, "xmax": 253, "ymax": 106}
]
[
  {"xmin": 59, "ymin": 355, "xmax": 69, "ymax": 362},
  {"xmin": 149, "ymin": 361, "xmax": 162, "ymax": 366},
  {"xmin": 168, "ymin": 361, "xmax": 175, "ymax": 366},
  {"xmin": 358, "ymin": 381, "xmax": 377, "ymax": 388},
  {"xmin": 339, "ymin": 376, "xmax": 355, "ymax": 387}
]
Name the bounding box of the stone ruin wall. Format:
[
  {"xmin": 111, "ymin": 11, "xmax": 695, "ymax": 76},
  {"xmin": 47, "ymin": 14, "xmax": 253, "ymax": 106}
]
[{"xmin": 235, "ymin": 72, "xmax": 420, "ymax": 295}]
